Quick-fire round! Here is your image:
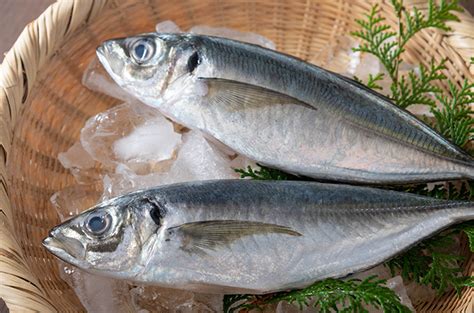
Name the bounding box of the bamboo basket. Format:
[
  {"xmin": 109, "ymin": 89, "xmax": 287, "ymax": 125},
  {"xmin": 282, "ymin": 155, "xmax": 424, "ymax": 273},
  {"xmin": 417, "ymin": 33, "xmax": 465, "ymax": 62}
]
[{"xmin": 0, "ymin": 0, "xmax": 473, "ymax": 312}]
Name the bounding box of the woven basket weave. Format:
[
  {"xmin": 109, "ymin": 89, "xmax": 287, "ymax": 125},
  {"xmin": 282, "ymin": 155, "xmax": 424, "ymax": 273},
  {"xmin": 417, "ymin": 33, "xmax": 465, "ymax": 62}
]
[{"xmin": 0, "ymin": 0, "xmax": 472, "ymax": 312}]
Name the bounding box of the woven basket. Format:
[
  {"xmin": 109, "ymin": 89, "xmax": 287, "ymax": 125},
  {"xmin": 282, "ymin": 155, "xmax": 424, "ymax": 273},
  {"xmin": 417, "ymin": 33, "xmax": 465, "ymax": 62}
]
[{"xmin": 0, "ymin": 0, "xmax": 473, "ymax": 312}]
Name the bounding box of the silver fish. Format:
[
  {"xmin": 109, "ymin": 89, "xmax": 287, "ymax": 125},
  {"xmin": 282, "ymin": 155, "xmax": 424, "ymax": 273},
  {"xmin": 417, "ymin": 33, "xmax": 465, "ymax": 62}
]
[
  {"xmin": 96, "ymin": 33, "xmax": 474, "ymax": 184},
  {"xmin": 43, "ymin": 180, "xmax": 474, "ymax": 294}
]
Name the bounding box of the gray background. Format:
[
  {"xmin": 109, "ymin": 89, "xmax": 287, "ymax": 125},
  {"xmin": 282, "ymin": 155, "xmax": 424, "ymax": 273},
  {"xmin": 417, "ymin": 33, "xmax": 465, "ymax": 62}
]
[{"xmin": 0, "ymin": 0, "xmax": 473, "ymax": 63}]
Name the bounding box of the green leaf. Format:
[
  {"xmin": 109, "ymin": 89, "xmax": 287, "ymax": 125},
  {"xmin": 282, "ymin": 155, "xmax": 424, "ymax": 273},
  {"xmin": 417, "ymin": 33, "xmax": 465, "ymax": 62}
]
[
  {"xmin": 234, "ymin": 164, "xmax": 291, "ymax": 180},
  {"xmin": 421, "ymin": 252, "xmax": 467, "ymax": 295},
  {"xmin": 351, "ymin": 4, "xmax": 398, "ymax": 81},
  {"xmin": 462, "ymin": 224, "xmax": 474, "ymax": 252},
  {"xmin": 386, "ymin": 246, "xmax": 431, "ymax": 283},
  {"xmin": 391, "ymin": 60, "xmax": 446, "ymax": 109},
  {"xmin": 351, "ymin": 0, "xmax": 462, "ymax": 83},
  {"xmin": 431, "ymin": 80, "xmax": 474, "ymax": 148},
  {"xmin": 398, "ymin": 0, "xmax": 462, "ymax": 43},
  {"xmin": 355, "ymin": 73, "xmax": 386, "ymax": 91},
  {"xmin": 224, "ymin": 276, "xmax": 412, "ymax": 313},
  {"xmin": 463, "ymin": 276, "xmax": 474, "ymax": 287},
  {"xmin": 386, "ymin": 220, "xmax": 474, "ymax": 295},
  {"xmin": 223, "ymin": 294, "xmax": 255, "ymax": 313},
  {"xmin": 397, "ymin": 181, "xmax": 473, "ymax": 201}
]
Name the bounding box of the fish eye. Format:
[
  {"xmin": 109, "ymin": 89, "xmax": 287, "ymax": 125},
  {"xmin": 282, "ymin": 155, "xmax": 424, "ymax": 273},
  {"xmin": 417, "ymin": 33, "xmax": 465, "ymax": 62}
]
[
  {"xmin": 85, "ymin": 212, "xmax": 112, "ymax": 236},
  {"xmin": 130, "ymin": 39, "xmax": 156, "ymax": 64}
]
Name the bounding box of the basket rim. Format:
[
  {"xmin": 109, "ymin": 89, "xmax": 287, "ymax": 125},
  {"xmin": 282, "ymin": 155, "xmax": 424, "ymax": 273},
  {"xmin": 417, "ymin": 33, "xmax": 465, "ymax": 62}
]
[{"xmin": 0, "ymin": 1, "xmax": 108, "ymax": 311}]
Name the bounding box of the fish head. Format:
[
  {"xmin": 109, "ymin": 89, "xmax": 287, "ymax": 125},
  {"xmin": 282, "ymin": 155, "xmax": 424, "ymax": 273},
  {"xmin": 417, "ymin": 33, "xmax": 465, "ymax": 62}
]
[
  {"xmin": 97, "ymin": 33, "xmax": 199, "ymax": 104},
  {"xmin": 43, "ymin": 192, "xmax": 159, "ymax": 277}
]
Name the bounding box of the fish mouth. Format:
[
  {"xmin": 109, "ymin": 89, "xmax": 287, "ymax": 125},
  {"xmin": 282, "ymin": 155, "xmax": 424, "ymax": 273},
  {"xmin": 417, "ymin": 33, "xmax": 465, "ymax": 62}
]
[
  {"xmin": 96, "ymin": 40, "xmax": 129, "ymax": 89},
  {"xmin": 96, "ymin": 42, "xmax": 114, "ymax": 75},
  {"xmin": 42, "ymin": 233, "xmax": 86, "ymax": 263}
]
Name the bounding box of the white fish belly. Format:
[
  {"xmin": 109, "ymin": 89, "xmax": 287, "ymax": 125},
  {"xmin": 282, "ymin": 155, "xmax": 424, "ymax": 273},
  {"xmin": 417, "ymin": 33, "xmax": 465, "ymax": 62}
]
[{"xmin": 195, "ymin": 99, "xmax": 460, "ymax": 182}]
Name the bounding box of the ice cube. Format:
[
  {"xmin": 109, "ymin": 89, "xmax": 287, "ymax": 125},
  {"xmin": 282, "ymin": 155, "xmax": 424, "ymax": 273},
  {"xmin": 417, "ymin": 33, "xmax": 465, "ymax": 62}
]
[
  {"xmin": 101, "ymin": 172, "xmax": 134, "ymax": 200},
  {"xmin": 130, "ymin": 285, "xmax": 193, "ymax": 312},
  {"xmin": 113, "ymin": 116, "xmax": 181, "ymax": 164},
  {"xmin": 101, "ymin": 165, "xmax": 162, "ymax": 199},
  {"xmin": 156, "ymin": 20, "xmax": 182, "ymax": 33},
  {"xmin": 50, "ymin": 183, "xmax": 102, "ymax": 221},
  {"xmin": 58, "ymin": 141, "xmax": 95, "ymax": 170},
  {"xmin": 364, "ymin": 276, "xmax": 414, "ymax": 312},
  {"xmin": 384, "ymin": 276, "xmax": 415, "ymax": 312},
  {"xmin": 176, "ymin": 300, "xmax": 220, "ymax": 313},
  {"xmin": 189, "ymin": 25, "xmax": 276, "ymax": 50},
  {"xmin": 346, "ymin": 267, "xmax": 414, "ymax": 313},
  {"xmin": 353, "ymin": 53, "xmax": 382, "ymax": 80},
  {"xmin": 407, "ymin": 104, "xmax": 434, "ymax": 117},
  {"xmin": 60, "ymin": 266, "xmax": 222, "ymax": 313},
  {"xmin": 81, "ymin": 101, "xmax": 180, "ymax": 171},
  {"xmin": 156, "ymin": 21, "xmax": 276, "ymax": 50},
  {"xmin": 310, "ymin": 36, "xmax": 392, "ymax": 92},
  {"xmin": 82, "ymin": 57, "xmax": 136, "ymax": 102},
  {"xmin": 58, "ymin": 262, "xmax": 131, "ymax": 313},
  {"xmin": 310, "ymin": 36, "xmax": 358, "ymax": 73},
  {"xmin": 162, "ymin": 131, "xmax": 239, "ymax": 183},
  {"xmin": 58, "ymin": 141, "xmax": 103, "ymax": 184},
  {"xmin": 101, "ymin": 131, "xmax": 238, "ymax": 199}
]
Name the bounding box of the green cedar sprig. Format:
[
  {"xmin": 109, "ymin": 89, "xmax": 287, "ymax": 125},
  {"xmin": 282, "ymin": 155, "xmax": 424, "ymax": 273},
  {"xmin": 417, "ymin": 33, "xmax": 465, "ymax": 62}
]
[
  {"xmin": 351, "ymin": 1, "xmax": 473, "ymax": 148},
  {"xmin": 351, "ymin": 4, "xmax": 398, "ymax": 82},
  {"xmin": 397, "ymin": 181, "xmax": 473, "ymax": 200},
  {"xmin": 431, "ymin": 80, "xmax": 474, "ymax": 147},
  {"xmin": 234, "ymin": 164, "xmax": 290, "ymax": 180},
  {"xmin": 351, "ymin": 0, "xmax": 462, "ymax": 84},
  {"xmin": 390, "ymin": 60, "xmax": 447, "ymax": 109},
  {"xmin": 354, "ymin": 73, "xmax": 385, "ymax": 90},
  {"xmin": 224, "ymin": 276, "xmax": 411, "ymax": 313},
  {"xmin": 386, "ymin": 221, "xmax": 474, "ymax": 295},
  {"xmin": 462, "ymin": 224, "xmax": 474, "ymax": 251}
]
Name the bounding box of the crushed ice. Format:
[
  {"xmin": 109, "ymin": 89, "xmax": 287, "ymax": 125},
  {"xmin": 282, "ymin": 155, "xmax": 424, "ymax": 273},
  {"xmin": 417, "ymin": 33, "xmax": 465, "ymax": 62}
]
[{"xmin": 53, "ymin": 20, "xmax": 421, "ymax": 312}]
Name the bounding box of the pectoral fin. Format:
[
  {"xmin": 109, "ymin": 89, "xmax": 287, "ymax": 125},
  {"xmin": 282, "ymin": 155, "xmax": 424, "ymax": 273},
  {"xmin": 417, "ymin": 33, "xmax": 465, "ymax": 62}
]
[
  {"xmin": 167, "ymin": 220, "xmax": 302, "ymax": 255},
  {"xmin": 199, "ymin": 77, "xmax": 316, "ymax": 112}
]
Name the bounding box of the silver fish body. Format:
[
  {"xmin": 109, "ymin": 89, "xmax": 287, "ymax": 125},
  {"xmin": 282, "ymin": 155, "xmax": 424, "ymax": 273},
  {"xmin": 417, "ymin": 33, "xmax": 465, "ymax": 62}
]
[
  {"xmin": 97, "ymin": 33, "xmax": 474, "ymax": 184},
  {"xmin": 43, "ymin": 180, "xmax": 474, "ymax": 294}
]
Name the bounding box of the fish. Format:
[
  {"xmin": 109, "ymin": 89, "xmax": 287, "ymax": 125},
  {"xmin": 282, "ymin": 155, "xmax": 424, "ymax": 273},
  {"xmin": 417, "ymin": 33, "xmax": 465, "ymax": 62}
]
[
  {"xmin": 96, "ymin": 33, "xmax": 474, "ymax": 184},
  {"xmin": 42, "ymin": 180, "xmax": 474, "ymax": 294}
]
